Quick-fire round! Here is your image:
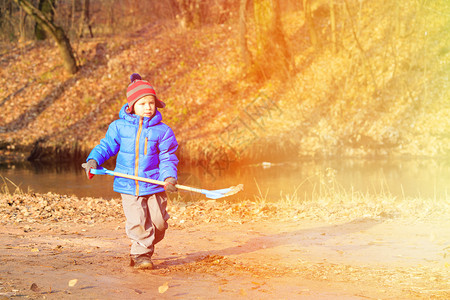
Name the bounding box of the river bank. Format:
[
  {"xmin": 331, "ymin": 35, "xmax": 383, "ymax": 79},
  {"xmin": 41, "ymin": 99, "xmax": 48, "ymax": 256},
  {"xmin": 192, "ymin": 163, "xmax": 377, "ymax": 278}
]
[
  {"xmin": 0, "ymin": 191, "xmax": 449, "ymax": 299},
  {"xmin": 1, "ymin": 1, "xmax": 449, "ymax": 166}
]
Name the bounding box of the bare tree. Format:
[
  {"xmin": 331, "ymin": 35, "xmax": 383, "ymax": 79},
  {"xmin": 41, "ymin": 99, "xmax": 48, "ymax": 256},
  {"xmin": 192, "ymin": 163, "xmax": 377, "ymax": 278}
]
[
  {"xmin": 70, "ymin": 0, "xmax": 76, "ymax": 32},
  {"xmin": 12, "ymin": 0, "xmax": 78, "ymax": 74},
  {"xmin": 239, "ymin": 0, "xmax": 252, "ymax": 66},
  {"xmin": 175, "ymin": 0, "xmax": 205, "ymax": 28},
  {"xmin": 0, "ymin": 0, "xmax": 13, "ymax": 39},
  {"xmin": 18, "ymin": 5, "xmax": 27, "ymax": 41},
  {"xmin": 253, "ymin": 0, "xmax": 292, "ymax": 77},
  {"xmin": 34, "ymin": 0, "xmax": 55, "ymax": 40},
  {"xmin": 303, "ymin": 0, "xmax": 318, "ymax": 48},
  {"xmin": 329, "ymin": 0, "xmax": 336, "ymax": 52},
  {"xmin": 78, "ymin": 0, "xmax": 93, "ymax": 38}
]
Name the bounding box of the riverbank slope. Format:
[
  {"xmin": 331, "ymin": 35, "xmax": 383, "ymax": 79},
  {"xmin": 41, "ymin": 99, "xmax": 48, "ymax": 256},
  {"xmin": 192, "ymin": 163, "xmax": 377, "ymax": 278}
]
[{"xmin": 1, "ymin": 0, "xmax": 449, "ymax": 164}]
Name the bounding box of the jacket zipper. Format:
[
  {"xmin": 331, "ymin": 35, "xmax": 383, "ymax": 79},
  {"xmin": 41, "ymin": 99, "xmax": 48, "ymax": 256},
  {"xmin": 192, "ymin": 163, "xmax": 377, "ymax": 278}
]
[
  {"xmin": 134, "ymin": 117, "xmax": 143, "ymax": 195},
  {"xmin": 144, "ymin": 137, "xmax": 148, "ymax": 156}
]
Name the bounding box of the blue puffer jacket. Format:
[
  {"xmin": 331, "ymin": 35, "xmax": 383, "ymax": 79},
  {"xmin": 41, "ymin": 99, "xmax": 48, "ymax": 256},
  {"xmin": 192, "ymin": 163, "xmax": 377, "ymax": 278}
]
[{"xmin": 87, "ymin": 104, "xmax": 178, "ymax": 196}]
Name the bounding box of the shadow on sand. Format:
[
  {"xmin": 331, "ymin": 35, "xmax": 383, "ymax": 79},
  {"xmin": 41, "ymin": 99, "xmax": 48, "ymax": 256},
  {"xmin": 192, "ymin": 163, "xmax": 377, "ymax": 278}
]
[{"xmin": 157, "ymin": 217, "xmax": 381, "ymax": 268}]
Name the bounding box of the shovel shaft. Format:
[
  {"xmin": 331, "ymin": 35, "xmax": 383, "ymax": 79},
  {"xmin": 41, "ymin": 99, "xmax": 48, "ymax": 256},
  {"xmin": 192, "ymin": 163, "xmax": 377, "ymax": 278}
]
[
  {"xmin": 88, "ymin": 167, "xmax": 241, "ymax": 199},
  {"xmin": 111, "ymin": 171, "xmax": 204, "ymax": 194}
]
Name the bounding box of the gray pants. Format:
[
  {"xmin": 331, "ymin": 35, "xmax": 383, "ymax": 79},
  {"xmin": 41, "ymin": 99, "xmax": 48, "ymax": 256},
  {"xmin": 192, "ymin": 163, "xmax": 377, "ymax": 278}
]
[{"xmin": 121, "ymin": 192, "xmax": 169, "ymax": 256}]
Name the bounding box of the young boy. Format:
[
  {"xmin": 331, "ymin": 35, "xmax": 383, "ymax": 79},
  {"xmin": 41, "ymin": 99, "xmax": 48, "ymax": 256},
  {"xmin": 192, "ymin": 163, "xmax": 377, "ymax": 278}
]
[{"xmin": 82, "ymin": 73, "xmax": 178, "ymax": 270}]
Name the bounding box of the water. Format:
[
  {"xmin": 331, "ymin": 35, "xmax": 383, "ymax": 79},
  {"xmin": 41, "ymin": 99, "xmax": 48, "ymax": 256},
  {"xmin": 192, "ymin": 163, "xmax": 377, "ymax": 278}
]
[{"xmin": 1, "ymin": 159, "xmax": 449, "ymax": 201}]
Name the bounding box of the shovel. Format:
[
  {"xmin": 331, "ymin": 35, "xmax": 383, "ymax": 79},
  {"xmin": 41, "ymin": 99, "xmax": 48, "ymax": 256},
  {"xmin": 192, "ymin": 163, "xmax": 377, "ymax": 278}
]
[{"xmin": 89, "ymin": 167, "xmax": 243, "ymax": 199}]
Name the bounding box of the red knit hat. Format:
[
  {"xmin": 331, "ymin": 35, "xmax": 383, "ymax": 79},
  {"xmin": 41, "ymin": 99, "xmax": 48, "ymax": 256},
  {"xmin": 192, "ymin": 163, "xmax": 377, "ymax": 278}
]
[{"xmin": 126, "ymin": 73, "xmax": 165, "ymax": 113}]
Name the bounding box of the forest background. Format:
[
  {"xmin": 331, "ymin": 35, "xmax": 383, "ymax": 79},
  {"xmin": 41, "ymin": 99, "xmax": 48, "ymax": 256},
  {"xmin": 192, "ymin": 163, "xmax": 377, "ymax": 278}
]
[{"xmin": 0, "ymin": 0, "xmax": 449, "ymax": 167}]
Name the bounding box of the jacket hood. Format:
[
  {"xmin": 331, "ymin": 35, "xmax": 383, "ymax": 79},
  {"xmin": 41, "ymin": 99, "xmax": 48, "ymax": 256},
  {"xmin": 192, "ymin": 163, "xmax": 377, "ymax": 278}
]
[{"xmin": 119, "ymin": 103, "xmax": 162, "ymax": 126}]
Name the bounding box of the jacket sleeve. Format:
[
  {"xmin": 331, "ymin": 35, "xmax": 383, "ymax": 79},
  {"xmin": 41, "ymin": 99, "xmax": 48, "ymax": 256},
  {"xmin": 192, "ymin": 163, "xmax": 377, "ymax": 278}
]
[
  {"xmin": 86, "ymin": 122, "xmax": 121, "ymax": 166},
  {"xmin": 158, "ymin": 126, "xmax": 179, "ymax": 181}
]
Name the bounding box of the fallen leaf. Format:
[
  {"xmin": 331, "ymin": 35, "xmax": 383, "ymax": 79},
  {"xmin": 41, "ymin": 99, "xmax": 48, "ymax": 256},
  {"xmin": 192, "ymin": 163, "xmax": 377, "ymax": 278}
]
[
  {"xmin": 158, "ymin": 282, "xmax": 169, "ymax": 294},
  {"xmin": 30, "ymin": 283, "xmax": 39, "ymax": 292},
  {"xmin": 68, "ymin": 279, "xmax": 78, "ymax": 287},
  {"xmin": 31, "ymin": 248, "xmax": 39, "ymax": 252}
]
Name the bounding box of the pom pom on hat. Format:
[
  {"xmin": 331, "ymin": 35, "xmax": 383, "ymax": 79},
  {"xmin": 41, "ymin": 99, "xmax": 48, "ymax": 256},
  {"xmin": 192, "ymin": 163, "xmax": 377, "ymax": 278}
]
[
  {"xmin": 126, "ymin": 73, "xmax": 165, "ymax": 113},
  {"xmin": 130, "ymin": 73, "xmax": 142, "ymax": 82}
]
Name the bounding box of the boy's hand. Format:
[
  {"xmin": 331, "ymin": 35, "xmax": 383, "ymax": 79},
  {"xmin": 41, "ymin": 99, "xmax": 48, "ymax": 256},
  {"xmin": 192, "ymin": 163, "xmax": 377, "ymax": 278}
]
[
  {"xmin": 81, "ymin": 159, "xmax": 98, "ymax": 179},
  {"xmin": 164, "ymin": 177, "xmax": 178, "ymax": 193}
]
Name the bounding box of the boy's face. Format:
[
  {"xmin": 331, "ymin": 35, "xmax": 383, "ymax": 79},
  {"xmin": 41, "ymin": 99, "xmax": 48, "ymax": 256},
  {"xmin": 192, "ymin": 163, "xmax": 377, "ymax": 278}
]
[{"xmin": 133, "ymin": 95, "xmax": 156, "ymax": 118}]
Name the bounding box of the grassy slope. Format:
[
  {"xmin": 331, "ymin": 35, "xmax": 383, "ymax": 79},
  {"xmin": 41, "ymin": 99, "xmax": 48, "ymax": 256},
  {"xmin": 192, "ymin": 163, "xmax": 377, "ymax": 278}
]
[{"xmin": 0, "ymin": 0, "xmax": 448, "ymax": 164}]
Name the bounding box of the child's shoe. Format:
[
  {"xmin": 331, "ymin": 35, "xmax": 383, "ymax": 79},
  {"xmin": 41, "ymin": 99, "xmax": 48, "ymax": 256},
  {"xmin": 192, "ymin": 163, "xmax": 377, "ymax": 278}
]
[{"xmin": 130, "ymin": 254, "xmax": 154, "ymax": 270}]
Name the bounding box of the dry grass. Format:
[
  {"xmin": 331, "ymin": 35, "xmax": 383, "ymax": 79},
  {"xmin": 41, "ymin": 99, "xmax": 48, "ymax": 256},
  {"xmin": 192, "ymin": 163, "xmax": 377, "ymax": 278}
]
[
  {"xmin": 0, "ymin": 176, "xmax": 25, "ymax": 195},
  {"xmin": 251, "ymin": 167, "xmax": 450, "ymax": 223}
]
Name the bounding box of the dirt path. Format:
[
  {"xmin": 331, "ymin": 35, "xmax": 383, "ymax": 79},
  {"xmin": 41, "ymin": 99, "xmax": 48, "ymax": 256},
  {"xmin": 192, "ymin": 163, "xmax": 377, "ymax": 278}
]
[{"xmin": 0, "ymin": 193, "xmax": 449, "ymax": 299}]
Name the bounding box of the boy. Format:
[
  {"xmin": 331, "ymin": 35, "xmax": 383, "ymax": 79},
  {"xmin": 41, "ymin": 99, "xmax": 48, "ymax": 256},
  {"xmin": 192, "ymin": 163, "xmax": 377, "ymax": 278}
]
[{"xmin": 82, "ymin": 73, "xmax": 178, "ymax": 270}]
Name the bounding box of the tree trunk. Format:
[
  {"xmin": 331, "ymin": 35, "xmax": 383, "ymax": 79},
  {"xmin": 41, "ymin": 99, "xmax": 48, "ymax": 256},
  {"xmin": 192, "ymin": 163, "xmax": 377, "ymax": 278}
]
[
  {"xmin": 329, "ymin": 0, "xmax": 336, "ymax": 53},
  {"xmin": 71, "ymin": 0, "xmax": 76, "ymax": 32},
  {"xmin": 271, "ymin": 0, "xmax": 292, "ymax": 70},
  {"xmin": 239, "ymin": 0, "xmax": 251, "ymax": 67},
  {"xmin": 18, "ymin": 7, "xmax": 27, "ymax": 42},
  {"xmin": 253, "ymin": 0, "xmax": 292, "ymax": 77},
  {"xmin": 303, "ymin": 0, "xmax": 318, "ymax": 48},
  {"xmin": 176, "ymin": 0, "xmax": 202, "ymax": 28},
  {"xmin": 35, "ymin": 0, "xmax": 55, "ymax": 40},
  {"xmin": 78, "ymin": 0, "xmax": 93, "ymax": 38},
  {"xmin": 13, "ymin": 0, "xmax": 78, "ymax": 74}
]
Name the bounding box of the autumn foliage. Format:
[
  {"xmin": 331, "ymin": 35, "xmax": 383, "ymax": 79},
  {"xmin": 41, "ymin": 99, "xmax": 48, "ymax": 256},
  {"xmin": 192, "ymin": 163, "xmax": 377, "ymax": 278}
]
[{"xmin": 0, "ymin": 0, "xmax": 449, "ymax": 164}]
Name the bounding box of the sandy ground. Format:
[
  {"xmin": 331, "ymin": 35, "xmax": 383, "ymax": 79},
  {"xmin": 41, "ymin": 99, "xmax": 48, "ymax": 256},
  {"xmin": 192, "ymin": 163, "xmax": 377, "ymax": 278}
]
[
  {"xmin": 0, "ymin": 193, "xmax": 449, "ymax": 299},
  {"xmin": 1, "ymin": 218, "xmax": 449, "ymax": 299}
]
